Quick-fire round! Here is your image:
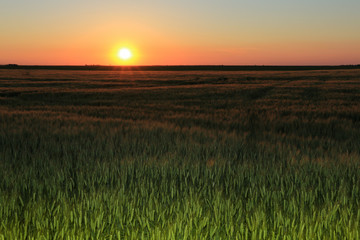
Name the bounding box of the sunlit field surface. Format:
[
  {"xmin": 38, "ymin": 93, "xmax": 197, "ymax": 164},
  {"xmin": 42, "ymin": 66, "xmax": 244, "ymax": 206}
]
[{"xmin": 1, "ymin": 69, "xmax": 360, "ymax": 239}]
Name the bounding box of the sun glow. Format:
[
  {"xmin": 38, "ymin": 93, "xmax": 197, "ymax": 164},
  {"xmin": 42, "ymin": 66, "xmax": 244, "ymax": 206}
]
[{"xmin": 118, "ymin": 48, "xmax": 132, "ymax": 60}]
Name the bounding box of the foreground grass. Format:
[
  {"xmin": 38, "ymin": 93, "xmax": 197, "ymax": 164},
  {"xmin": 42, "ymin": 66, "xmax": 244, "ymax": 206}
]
[
  {"xmin": 1, "ymin": 161, "xmax": 360, "ymax": 239},
  {"xmin": 1, "ymin": 69, "xmax": 360, "ymax": 239}
]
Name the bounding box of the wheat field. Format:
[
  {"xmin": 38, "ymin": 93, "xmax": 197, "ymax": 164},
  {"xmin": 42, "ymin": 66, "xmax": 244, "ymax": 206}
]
[{"xmin": 1, "ymin": 69, "xmax": 360, "ymax": 239}]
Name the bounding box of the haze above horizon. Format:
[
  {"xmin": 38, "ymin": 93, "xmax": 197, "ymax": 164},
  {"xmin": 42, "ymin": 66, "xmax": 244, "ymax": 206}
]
[{"xmin": 1, "ymin": 0, "xmax": 360, "ymax": 66}]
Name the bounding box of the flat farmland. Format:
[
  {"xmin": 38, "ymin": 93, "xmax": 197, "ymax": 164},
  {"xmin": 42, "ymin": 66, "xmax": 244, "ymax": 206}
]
[{"xmin": 1, "ymin": 69, "xmax": 360, "ymax": 239}]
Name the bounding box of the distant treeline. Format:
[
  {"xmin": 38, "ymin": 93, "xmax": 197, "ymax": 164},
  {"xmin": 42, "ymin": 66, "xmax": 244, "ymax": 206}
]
[{"xmin": 1, "ymin": 64, "xmax": 360, "ymax": 71}]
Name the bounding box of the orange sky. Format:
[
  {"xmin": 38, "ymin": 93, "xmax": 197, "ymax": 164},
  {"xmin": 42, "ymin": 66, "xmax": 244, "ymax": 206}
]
[{"xmin": 1, "ymin": 0, "xmax": 360, "ymax": 65}]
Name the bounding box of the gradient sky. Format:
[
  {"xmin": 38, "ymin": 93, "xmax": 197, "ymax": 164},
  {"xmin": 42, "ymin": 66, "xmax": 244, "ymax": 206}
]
[{"xmin": 1, "ymin": 0, "xmax": 360, "ymax": 65}]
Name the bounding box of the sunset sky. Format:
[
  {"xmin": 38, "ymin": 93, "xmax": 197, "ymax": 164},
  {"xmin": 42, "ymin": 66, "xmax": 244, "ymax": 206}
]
[{"xmin": 1, "ymin": 0, "xmax": 360, "ymax": 65}]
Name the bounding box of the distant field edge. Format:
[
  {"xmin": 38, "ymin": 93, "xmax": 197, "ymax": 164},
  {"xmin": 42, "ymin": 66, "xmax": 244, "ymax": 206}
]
[{"xmin": 1, "ymin": 64, "xmax": 360, "ymax": 71}]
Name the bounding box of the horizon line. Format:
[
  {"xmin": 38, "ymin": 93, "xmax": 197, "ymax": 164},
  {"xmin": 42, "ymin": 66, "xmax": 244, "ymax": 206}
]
[
  {"xmin": 2, "ymin": 63, "xmax": 360, "ymax": 67},
  {"xmin": 1, "ymin": 64, "xmax": 360, "ymax": 71}
]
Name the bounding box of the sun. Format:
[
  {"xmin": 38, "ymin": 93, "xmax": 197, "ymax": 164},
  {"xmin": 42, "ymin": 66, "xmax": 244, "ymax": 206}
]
[
  {"xmin": 110, "ymin": 44, "xmax": 138, "ymax": 65},
  {"xmin": 118, "ymin": 48, "xmax": 132, "ymax": 60}
]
